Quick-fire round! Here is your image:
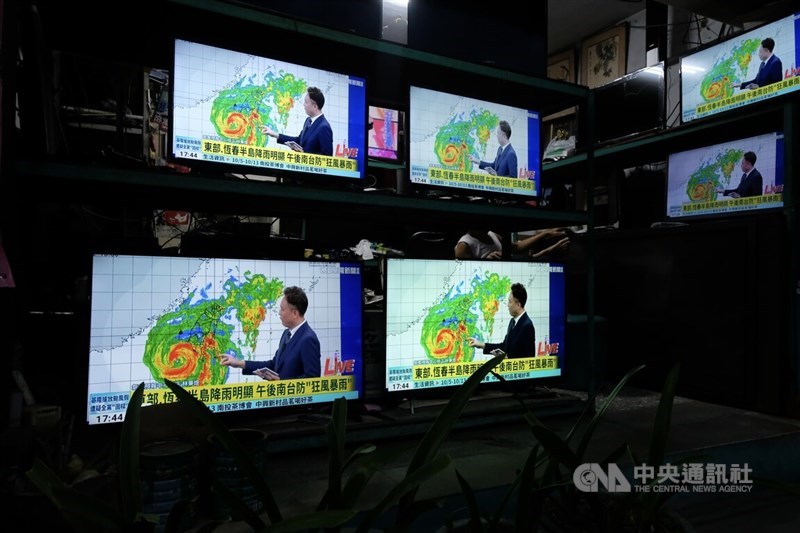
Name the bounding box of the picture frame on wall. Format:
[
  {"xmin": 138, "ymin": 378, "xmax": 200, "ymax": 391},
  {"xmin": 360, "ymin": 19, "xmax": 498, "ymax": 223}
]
[
  {"xmin": 581, "ymin": 24, "xmax": 628, "ymax": 89},
  {"xmin": 547, "ymin": 49, "xmax": 576, "ymax": 84},
  {"xmin": 544, "ymin": 49, "xmax": 578, "ymax": 121}
]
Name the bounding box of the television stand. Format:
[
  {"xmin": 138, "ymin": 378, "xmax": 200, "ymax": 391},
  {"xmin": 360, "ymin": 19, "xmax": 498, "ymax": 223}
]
[
  {"xmin": 513, "ymin": 384, "xmax": 559, "ymax": 400},
  {"xmin": 297, "ymin": 412, "xmax": 332, "ymax": 425},
  {"xmin": 398, "ymin": 393, "xmax": 453, "ymax": 415},
  {"xmin": 297, "ymin": 403, "xmax": 364, "ymax": 425}
]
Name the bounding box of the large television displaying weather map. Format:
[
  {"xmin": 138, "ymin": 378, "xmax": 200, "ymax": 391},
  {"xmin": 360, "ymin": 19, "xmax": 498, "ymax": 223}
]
[
  {"xmin": 680, "ymin": 12, "xmax": 800, "ymax": 123},
  {"xmin": 666, "ymin": 131, "xmax": 784, "ymax": 219},
  {"xmin": 384, "ymin": 259, "xmax": 565, "ymax": 393},
  {"xmin": 169, "ymin": 38, "xmax": 367, "ymax": 180},
  {"xmin": 408, "ymin": 85, "xmax": 541, "ymax": 198},
  {"xmin": 87, "ymin": 255, "xmax": 363, "ymax": 426}
]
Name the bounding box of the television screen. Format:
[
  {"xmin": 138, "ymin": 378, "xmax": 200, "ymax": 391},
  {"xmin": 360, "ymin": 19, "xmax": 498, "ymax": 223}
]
[
  {"xmin": 680, "ymin": 13, "xmax": 799, "ymax": 123},
  {"xmin": 408, "ymin": 86, "xmax": 541, "ymax": 198},
  {"xmin": 666, "ymin": 131, "xmax": 784, "ymax": 219},
  {"xmin": 384, "ymin": 259, "xmax": 565, "ymax": 393},
  {"xmin": 87, "ymin": 255, "xmax": 363, "ymax": 425},
  {"xmin": 368, "ymin": 105, "xmax": 403, "ymax": 161},
  {"xmin": 594, "ymin": 63, "xmax": 665, "ymax": 144},
  {"xmin": 170, "ymin": 38, "xmax": 367, "ymax": 180}
]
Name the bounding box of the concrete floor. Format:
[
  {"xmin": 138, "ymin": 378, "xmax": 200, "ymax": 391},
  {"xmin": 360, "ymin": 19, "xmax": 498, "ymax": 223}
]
[
  {"xmin": 9, "ymin": 383, "xmax": 799, "ymax": 532},
  {"xmin": 203, "ymin": 385, "xmax": 800, "ymax": 532}
]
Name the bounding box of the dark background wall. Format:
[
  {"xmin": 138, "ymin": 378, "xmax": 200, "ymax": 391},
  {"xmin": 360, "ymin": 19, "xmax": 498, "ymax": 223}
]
[
  {"xmin": 593, "ymin": 213, "xmax": 789, "ymax": 414},
  {"xmin": 407, "ymin": 0, "xmax": 548, "ymax": 77}
]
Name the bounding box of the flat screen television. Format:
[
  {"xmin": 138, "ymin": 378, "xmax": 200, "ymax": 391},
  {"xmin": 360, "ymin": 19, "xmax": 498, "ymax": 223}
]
[
  {"xmin": 594, "ymin": 63, "xmax": 665, "ymax": 145},
  {"xmin": 368, "ymin": 105, "xmax": 403, "ymax": 162},
  {"xmin": 169, "ymin": 38, "xmax": 367, "ymax": 180},
  {"xmin": 680, "ymin": 12, "xmax": 799, "ymax": 123},
  {"xmin": 87, "ymin": 255, "xmax": 363, "ymax": 425},
  {"xmin": 665, "ymin": 131, "xmax": 784, "ymax": 219},
  {"xmin": 384, "ymin": 259, "xmax": 565, "ymax": 393},
  {"xmin": 408, "ymin": 86, "xmax": 542, "ymax": 198}
]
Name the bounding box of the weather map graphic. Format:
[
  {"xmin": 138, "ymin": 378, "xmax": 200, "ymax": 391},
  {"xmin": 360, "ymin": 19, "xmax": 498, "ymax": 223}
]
[
  {"xmin": 666, "ymin": 132, "xmax": 783, "ymax": 218},
  {"xmin": 417, "ymin": 270, "xmax": 511, "ymax": 364},
  {"xmin": 680, "ymin": 15, "xmax": 796, "ymax": 122},
  {"xmin": 140, "ymin": 270, "xmax": 284, "ymax": 386},
  {"xmin": 385, "ymin": 259, "xmax": 563, "ymax": 391},
  {"xmin": 410, "ymin": 87, "xmax": 514, "ymax": 174},
  {"xmin": 408, "ymin": 86, "xmax": 541, "ymax": 198},
  {"xmin": 432, "ymin": 109, "xmax": 500, "ymax": 172},
  {"xmin": 209, "ymin": 71, "xmax": 308, "ymax": 148},
  {"xmin": 385, "ymin": 260, "xmax": 564, "ymax": 391},
  {"xmin": 696, "ymin": 39, "xmax": 761, "ymax": 104},
  {"xmin": 172, "ymin": 39, "xmax": 339, "ymax": 149},
  {"xmin": 87, "ymin": 256, "xmax": 361, "ymax": 423},
  {"xmin": 684, "ymin": 148, "xmax": 744, "ymax": 203},
  {"xmin": 169, "ymin": 39, "xmax": 366, "ymax": 180}
]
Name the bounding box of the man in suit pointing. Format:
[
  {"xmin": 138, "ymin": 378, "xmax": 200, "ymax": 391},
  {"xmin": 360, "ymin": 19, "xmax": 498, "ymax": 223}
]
[
  {"xmin": 468, "ymin": 282, "xmax": 536, "ymax": 358},
  {"xmin": 262, "ymin": 86, "xmax": 334, "ymax": 156},
  {"xmin": 469, "ymin": 120, "xmax": 518, "ymax": 178},
  {"xmin": 220, "ymin": 286, "xmax": 321, "ymax": 380}
]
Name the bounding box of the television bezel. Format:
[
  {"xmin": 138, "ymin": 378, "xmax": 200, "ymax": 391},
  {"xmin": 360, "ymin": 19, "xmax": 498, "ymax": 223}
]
[
  {"xmin": 406, "ymin": 83, "xmax": 543, "ymax": 202},
  {"xmin": 382, "ymin": 257, "xmax": 567, "ymax": 399},
  {"xmin": 85, "ymin": 252, "xmax": 365, "ymax": 426},
  {"xmin": 678, "ymin": 12, "xmax": 799, "ymax": 125},
  {"xmin": 167, "ymin": 36, "xmax": 369, "ymax": 186},
  {"xmin": 663, "ymin": 131, "xmax": 785, "ymax": 221}
]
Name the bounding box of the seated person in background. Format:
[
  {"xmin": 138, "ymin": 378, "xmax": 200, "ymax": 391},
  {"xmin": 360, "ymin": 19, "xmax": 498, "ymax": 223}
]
[
  {"xmin": 513, "ymin": 228, "xmax": 571, "ymax": 260},
  {"xmin": 455, "ymin": 230, "xmax": 503, "ymax": 259},
  {"xmin": 456, "ymin": 228, "xmax": 572, "ymax": 261}
]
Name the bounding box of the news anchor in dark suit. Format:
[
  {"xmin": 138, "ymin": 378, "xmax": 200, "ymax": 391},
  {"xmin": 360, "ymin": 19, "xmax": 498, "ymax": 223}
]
[
  {"xmin": 468, "ymin": 120, "xmax": 518, "ymax": 178},
  {"xmin": 219, "ymin": 286, "xmax": 321, "ymax": 380},
  {"xmin": 735, "ymin": 37, "xmax": 782, "ymax": 90},
  {"xmin": 717, "ymin": 151, "xmax": 763, "ymax": 199},
  {"xmin": 468, "ymin": 283, "xmax": 536, "ymax": 358},
  {"xmin": 262, "ymin": 86, "xmax": 333, "ymax": 156}
]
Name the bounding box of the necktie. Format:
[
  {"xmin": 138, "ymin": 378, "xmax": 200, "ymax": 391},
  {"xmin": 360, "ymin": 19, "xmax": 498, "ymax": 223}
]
[
  {"xmin": 275, "ymin": 329, "xmax": 290, "ymax": 363},
  {"xmin": 507, "ymin": 318, "xmax": 516, "ymax": 335},
  {"xmin": 299, "ymin": 117, "xmax": 311, "ymax": 144},
  {"xmin": 759, "ymin": 61, "xmax": 765, "ymax": 72},
  {"xmin": 496, "ymin": 146, "xmax": 503, "ymax": 163}
]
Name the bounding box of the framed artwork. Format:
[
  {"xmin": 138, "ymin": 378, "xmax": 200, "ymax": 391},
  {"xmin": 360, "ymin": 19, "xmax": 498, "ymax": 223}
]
[
  {"xmin": 581, "ymin": 24, "xmax": 628, "ymax": 89},
  {"xmin": 547, "ymin": 49, "xmax": 576, "ymax": 84},
  {"xmin": 544, "ymin": 49, "xmax": 577, "ymax": 121}
]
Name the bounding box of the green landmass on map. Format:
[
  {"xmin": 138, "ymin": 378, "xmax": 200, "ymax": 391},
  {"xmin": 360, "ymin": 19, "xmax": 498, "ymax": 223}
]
[
  {"xmin": 142, "ymin": 271, "xmax": 284, "ymax": 386},
  {"xmin": 210, "ymin": 70, "xmax": 307, "ymax": 146},
  {"xmin": 699, "ymin": 38, "xmax": 761, "ymax": 102},
  {"xmin": 433, "ymin": 109, "xmax": 499, "ymax": 172},
  {"xmin": 685, "ymin": 148, "xmax": 744, "ymax": 202},
  {"xmin": 419, "ymin": 272, "xmax": 511, "ymax": 364}
]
